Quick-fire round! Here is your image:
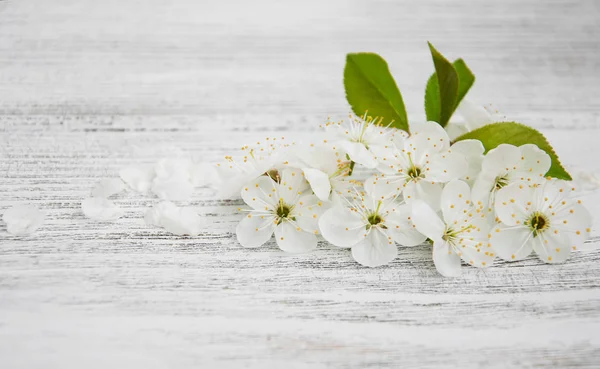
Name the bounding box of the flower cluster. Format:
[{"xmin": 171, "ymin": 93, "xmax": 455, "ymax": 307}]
[{"xmin": 226, "ymin": 113, "xmax": 594, "ymax": 277}]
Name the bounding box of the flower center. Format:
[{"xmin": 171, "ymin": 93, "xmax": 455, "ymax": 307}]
[
  {"xmin": 442, "ymin": 225, "xmax": 473, "ymax": 244},
  {"xmin": 408, "ymin": 166, "xmax": 422, "ymax": 180},
  {"xmin": 367, "ymin": 214, "xmax": 382, "ymax": 226},
  {"xmin": 527, "ymin": 212, "xmax": 549, "ymax": 236},
  {"xmin": 494, "ymin": 175, "xmax": 509, "ymax": 190},
  {"xmin": 265, "ymin": 169, "xmax": 281, "ymax": 183},
  {"xmin": 276, "ymin": 204, "xmax": 291, "ymax": 219}
]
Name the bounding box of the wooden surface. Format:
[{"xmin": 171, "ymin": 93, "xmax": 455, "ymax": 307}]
[{"xmin": 1, "ymin": 0, "xmax": 600, "ymax": 367}]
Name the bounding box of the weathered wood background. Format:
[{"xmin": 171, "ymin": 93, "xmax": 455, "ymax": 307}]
[{"xmin": 1, "ymin": 0, "xmax": 600, "ymax": 367}]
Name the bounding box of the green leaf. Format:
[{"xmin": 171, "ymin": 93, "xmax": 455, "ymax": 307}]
[
  {"xmin": 455, "ymin": 122, "xmax": 572, "ymax": 180},
  {"xmin": 344, "ymin": 53, "xmax": 409, "ymax": 132},
  {"xmin": 424, "ymin": 42, "xmax": 476, "ymax": 128},
  {"xmin": 425, "ymin": 42, "xmax": 459, "ymax": 127}
]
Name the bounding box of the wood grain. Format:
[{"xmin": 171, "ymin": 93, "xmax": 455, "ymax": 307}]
[{"xmin": 1, "ymin": 0, "xmax": 600, "ymax": 368}]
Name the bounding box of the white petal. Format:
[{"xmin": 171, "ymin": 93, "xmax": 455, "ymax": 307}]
[
  {"xmin": 319, "ymin": 206, "xmax": 366, "ymax": 247},
  {"xmin": 518, "ymin": 144, "xmax": 551, "ymax": 179},
  {"xmin": 409, "ymin": 121, "xmax": 451, "ymax": 152},
  {"xmin": 338, "ymin": 140, "xmax": 378, "ymax": 168},
  {"xmin": 410, "ymin": 200, "xmax": 445, "ymax": 241},
  {"xmin": 2, "ymin": 205, "xmax": 45, "ymax": 236},
  {"xmin": 119, "ymin": 164, "xmax": 156, "ymax": 193},
  {"xmin": 241, "ymin": 176, "xmax": 277, "ymax": 210},
  {"xmin": 494, "ymin": 182, "xmax": 534, "ymax": 226},
  {"xmin": 450, "ymin": 140, "xmax": 484, "ymax": 184},
  {"xmin": 404, "ymin": 181, "xmax": 443, "ymax": 211},
  {"xmin": 457, "ymin": 99, "xmax": 493, "ymax": 130},
  {"xmin": 81, "ymin": 197, "xmax": 124, "ymax": 221},
  {"xmin": 236, "ymin": 213, "xmax": 276, "ymax": 248},
  {"xmin": 364, "ymin": 175, "xmax": 403, "ymax": 201},
  {"xmin": 482, "ymin": 144, "xmax": 520, "ymax": 175},
  {"xmin": 303, "ymin": 168, "xmax": 331, "ymax": 201},
  {"xmin": 426, "ymin": 151, "xmax": 468, "ymax": 183},
  {"xmin": 351, "ymin": 230, "xmax": 398, "ymax": 267},
  {"xmin": 471, "ymin": 173, "xmax": 496, "ymax": 206},
  {"xmin": 445, "ymin": 121, "xmax": 470, "ymax": 141},
  {"xmin": 385, "ymin": 204, "xmax": 427, "ymax": 246},
  {"xmin": 278, "ymin": 168, "xmax": 310, "ymax": 204},
  {"xmin": 144, "ymin": 201, "xmax": 177, "ymax": 227},
  {"xmin": 554, "ymin": 202, "xmax": 593, "ymax": 251},
  {"xmin": 91, "ymin": 178, "xmax": 126, "ymax": 198},
  {"xmin": 275, "ymin": 221, "xmax": 318, "ymax": 253},
  {"xmin": 160, "ymin": 207, "xmax": 203, "ymax": 236},
  {"xmin": 151, "ymin": 177, "xmax": 194, "ymax": 201},
  {"xmin": 533, "ymin": 231, "xmax": 571, "ymax": 264},
  {"xmin": 432, "ymin": 240, "xmax": 462, "ymax": 277},
  {"xmin": 440, "ymin": 180, "xmax": 472, "ymax": 224},
  {"xmin": 293, "ymin": 195, "xmax": 328, "ymax": 233},
  {"xmin": 490, "ymin": 225, "xmax": 533, "ymax": 261}
]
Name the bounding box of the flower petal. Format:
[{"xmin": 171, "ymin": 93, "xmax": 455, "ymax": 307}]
[
  {"xmin": 490, "ymin": 224, "xmax": 533, "ymax": 261},
  {"xmin": 160, "ymin": 207, "xmax": 203, "ymax": 236},
  {"xmin": 385, "ymin": 204, "xmax": 427, "ymax": 246},
  {"xmin": 81, "ymin": 197, "xmax": 124, "ymax": 221},
  {"xmin": 404, "ymin": 180, "xmax": 443, "ymax": 211},
  {"xmin": 144, "ymin": 201, "xmax": 178, "ymax": 227},
  {"xmin": 2, "ymin": 205, "xmax": 45, "ymax": 236},
  {"xmin": 319, "ymin": 206, "xmax": 366, "ymax": 247},
  {"xmin": 303, "ymin": 168, "xmax": 331, "ymax": 201},
  {"xmin": 518, "ymin": 144, "xmax": 551, "ymax": 179},
  {"xmin": 236, "ymin": 213, "xmax": 276, "ymax": 248},
  {"xmin": 351, "ymin": 230, "xmax": 398, "ymax": 267},
  {"xmin": 119, "ymin": 164, "xmax": 156, "ymax": 193},
  {"xmin": 432, "ymin": 240, "xmax": 462, "ymax": 277},
  {"xmin": 91, "ymin": 178, "xmax": 126, "ymax": 198},
  {"xmin": 450, "ymin": 139, "xmax": 484, "ymax": 184},
  {"xmin": 457, "ymin": 99, "xmax": 493, "ymax": 130},
  {"xmin": 533, "ymin": 231, "xmax": 571, "ymax": 264},
  {"xmin": 275, "ymin": 221, "xmax": 318, "ymax": 253},
  {"xmin": 364, "ymin": 175, "xmax": 403, "ymax": 201},
  {"xmin": 481, "ymin": 144, "xmax": 521, "ymax": 175},
  {"xmin": 555, "ymin": 202, "xmax": 593, "ymax": 251},
  {"xmin": 338, "ymin": 140, "xmax": 378, "ymax": 168},
  {"xmin": 426, "ymin": 151, "xmax": 468, "ymax": 183},
  {"xmin": 241, "ymin": 175, "xmax": 279, "ymax": 210},
  {"xmin": 411, "ymin": 200, "xmax": 445, "ymax": 241},
  {"xmin": 440, "ymin": 180, "xmax": 472, "ymax": 224},
  {"xmin": 494, "ymin": 182, "xmax": 534, "ymax": 226},
  {"xmin": 293, "ymin": 195, "xmax": 328, "ymax": 233},
  {"xmin": 410, "ymin": 121, "xmax": 451, "ymax": 152},
  {"xmin": 278, "ymin": 168, "xmax": 309, "ymax": 204}
]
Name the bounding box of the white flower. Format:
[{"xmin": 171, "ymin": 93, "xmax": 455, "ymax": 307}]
[
  {"xmin": 2, "ymin": 205, "xmax": 45, "ymax": 236},
  {"xmin": 91, "ymin": 178, "xmax": 126, "ymax": 198},
  {"xmin": 81, "ymin": 197, "xmax": 124, "ymax": 221},
  {"xmin": 471, "ymin": 144, "xmax": 551, "ymax": 215},
  {"xmin": 215, "ymin": 138, "xmax": 295, "ymax": 199},
  {"xmin": 445, "ymin": 99, "xmax": 505, "ymax": 140},
  {"xmin": 366, "ymin": 121, "xmax": 468, "ymax": 209},
  {"xmin": 294, "ymin": 143, "xmax": 353, "ymax": 204},
  {"xmin": 319, "ymin": 190, "xmax": 426, "ymax": 267},
  {"xmin": 411, "ymin": 180, "xmax": 494, "ymax": 277},
  {"xmin": 491, "ymin": 179, "xmax": 593, "ymax": 263},
  {"xmin": 145, "ymin": 201, "xmax": 203, "ymax": 236},
  {"xmin": 236, "ymin": 168, "xmax": 327, "ymax": 253},
  {"xmin": 324, "ymin": 113, "xmax": 403, "ymax": 168}
]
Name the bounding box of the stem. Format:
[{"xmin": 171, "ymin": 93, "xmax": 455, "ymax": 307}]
[{"xmin": 348, "ymin": 161, "xmax": 355, "ymax": 176}]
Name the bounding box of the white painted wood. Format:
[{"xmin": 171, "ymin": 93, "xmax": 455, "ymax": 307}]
[{"xmin": 1, "ymin": 0, "xmax": 600, "ymax": 367}]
